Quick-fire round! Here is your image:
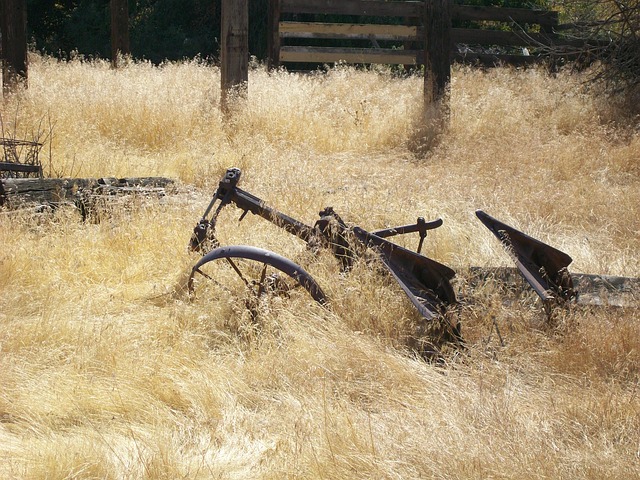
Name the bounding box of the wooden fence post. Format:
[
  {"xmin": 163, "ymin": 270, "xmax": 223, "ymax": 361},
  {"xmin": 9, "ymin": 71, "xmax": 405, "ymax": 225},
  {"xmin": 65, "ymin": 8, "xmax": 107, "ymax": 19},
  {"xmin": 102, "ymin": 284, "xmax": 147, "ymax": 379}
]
[
  {"xmin": 267, "ymin": 0, "xmax": 281, "ymax": 71},
  {"xmin": 110, "ymin": 0, "xmax": 130, "ymax": 68},
  {"xmin": 424, "ymin": 0, "xmax": 451, "ymax": 109},
  {"xmin": 221, "ymin": 0, "xmax": 249, "ymax": 112},
  {"xmin": 1, "ymin": 0, "xmax": 28, "ymax": 95}
]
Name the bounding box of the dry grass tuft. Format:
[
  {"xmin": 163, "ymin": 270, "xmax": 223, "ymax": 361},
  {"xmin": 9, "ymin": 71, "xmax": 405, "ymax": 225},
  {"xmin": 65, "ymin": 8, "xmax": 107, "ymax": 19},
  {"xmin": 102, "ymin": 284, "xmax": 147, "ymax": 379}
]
[{"xmin": 1, "ymin": 55, "xmax": 638, "ymax": 478}]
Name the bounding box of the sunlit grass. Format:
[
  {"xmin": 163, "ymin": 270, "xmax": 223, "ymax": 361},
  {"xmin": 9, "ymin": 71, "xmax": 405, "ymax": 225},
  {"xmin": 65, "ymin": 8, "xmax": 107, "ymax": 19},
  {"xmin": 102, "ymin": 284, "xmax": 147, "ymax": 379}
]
[{"xmin": 0, "ymin": 54, "xmax": 638, "ymax": 478}]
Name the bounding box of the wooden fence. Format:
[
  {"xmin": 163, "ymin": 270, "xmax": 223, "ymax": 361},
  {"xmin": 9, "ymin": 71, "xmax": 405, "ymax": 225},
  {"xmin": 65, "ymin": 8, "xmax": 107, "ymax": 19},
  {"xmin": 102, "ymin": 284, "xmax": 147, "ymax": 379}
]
[
  {"xmin": 452, "ymin": 5, "xmax": 560, "ymax": 66},
  {"xmin": 268, "ymin": 0, "xmax": 564, "ymax": 69},
  {"xmin": 1, "ymin": 0, "xmax": 571, "ymax": 110}
]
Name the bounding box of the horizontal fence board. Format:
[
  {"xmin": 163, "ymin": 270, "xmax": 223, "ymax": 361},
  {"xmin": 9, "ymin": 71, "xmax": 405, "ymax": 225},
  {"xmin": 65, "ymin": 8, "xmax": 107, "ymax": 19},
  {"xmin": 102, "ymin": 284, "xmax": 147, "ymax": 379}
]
[
  {"xmin": 452, "ymin": 5, "xmax": 558, "ymax": 27},
  {"xmin": 274, "ymin": 2, "xmax": 571, "ymax": 68},
  {"xmin": 552, "ymin": 20, "xmax": 608, "ymax": 31},
  {"xmin": 453, "ymin": 51, "xmax": 542, "ymax": 66},
  {"xmin": 0, "ymin": 162, "xmax": 42, "ymax": 174},
  {"xmin": 280, "ymin": 0, "xmax": 423, "ymax": 18},
  {"xmin": 280, "ymin": 46, "xmax": 421, "ymax": 64},
  {"xmin": 280, "ymin": 22, "xmax": 421, "ymax": 41},
  {"xmin": 452, "ymin": 28, "xmax": 558, "ymax": 47}
]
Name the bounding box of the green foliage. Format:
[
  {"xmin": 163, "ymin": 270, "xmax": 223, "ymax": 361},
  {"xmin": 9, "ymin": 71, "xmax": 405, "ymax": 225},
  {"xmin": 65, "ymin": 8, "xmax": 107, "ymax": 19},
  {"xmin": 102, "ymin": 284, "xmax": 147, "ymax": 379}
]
[
  {"xmin": 129, "ymin": 0, "xmax": 218, "ymax": 62},
  {"xmin": 27, "ymin": 0, "xmax": 107, "ymax": 57},
  {"xmin": 27, "ymin": 0, "xmax": 216, "ymax": 62},
  {"xmin": 26, "ymin": 0, "xmax": 273, "ymax": 63}
]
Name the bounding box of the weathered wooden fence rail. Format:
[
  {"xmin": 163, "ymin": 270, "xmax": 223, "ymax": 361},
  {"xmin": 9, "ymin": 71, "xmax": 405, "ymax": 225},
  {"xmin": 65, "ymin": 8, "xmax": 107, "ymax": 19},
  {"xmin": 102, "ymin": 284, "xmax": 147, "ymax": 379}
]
[
  {"xmin": 270, "ymin": 0, "xmax": 425, "ymax": 66},
  {"xmin": 270, "ymin": 0, "xmax": 422, "ymax": 67},
  {"xmin": 452, "ymin": 4, "xmax": 563, "ymax": 66},
  {"xmin": 269, "ymin": 0, "xmax": 567, "ymax": 69}
]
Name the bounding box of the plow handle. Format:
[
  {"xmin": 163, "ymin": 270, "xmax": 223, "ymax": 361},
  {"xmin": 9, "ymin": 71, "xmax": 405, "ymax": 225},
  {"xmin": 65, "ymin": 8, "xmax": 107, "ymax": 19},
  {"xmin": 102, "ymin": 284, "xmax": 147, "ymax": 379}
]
[{"xmin": 372, "ymin": 217, "xmax": 442, "ymax": 238}]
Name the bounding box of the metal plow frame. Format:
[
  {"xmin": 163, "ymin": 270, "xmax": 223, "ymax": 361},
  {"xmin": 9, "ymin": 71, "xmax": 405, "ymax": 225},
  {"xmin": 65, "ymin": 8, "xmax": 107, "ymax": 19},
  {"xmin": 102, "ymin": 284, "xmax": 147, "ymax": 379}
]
[{"xmin": 187, "ymin": 168, "xmax": 639, "ymax": 352}]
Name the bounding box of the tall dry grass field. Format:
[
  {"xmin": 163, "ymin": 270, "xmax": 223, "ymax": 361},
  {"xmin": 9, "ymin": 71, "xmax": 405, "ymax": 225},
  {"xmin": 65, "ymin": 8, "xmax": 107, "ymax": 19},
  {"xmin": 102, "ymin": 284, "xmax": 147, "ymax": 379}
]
[{"xmin": 1, "ymin": 54, "xmax": 639, "ymax": 479}]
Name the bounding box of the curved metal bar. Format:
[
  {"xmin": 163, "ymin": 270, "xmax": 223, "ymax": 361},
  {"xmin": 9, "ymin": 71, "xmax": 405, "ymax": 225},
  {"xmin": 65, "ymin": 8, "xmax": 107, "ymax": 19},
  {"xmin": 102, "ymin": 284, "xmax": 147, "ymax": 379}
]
[{"xmin": 189, "ymin": 245, "xmax": 327, "ymax": 305}]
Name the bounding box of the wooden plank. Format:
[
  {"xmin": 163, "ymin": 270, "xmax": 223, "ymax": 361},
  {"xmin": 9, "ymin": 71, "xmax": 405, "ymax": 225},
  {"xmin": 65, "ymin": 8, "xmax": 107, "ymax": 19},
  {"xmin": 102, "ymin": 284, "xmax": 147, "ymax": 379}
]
[
  {"xmin": 452, "ymin": 28, "xmax": 559, "ymax": 47},
  {"xmin": 572, "ymin": 273, "xmax": 640, "ymax": 308},
  {"xmin": 280, "ymin": 22, "xmax": 421, "ymax": 41},
  {"xmin": 453, "ymin": 51, "xmax": 542, "ymax": 66},
  {"xmin": 452, "ymin": 5, "xmax": 558, "ymax": 27},
  {"xmin": 1, "ymin": 177, "xmax": 176, "ymax": 207},
  {"xmin": 280, "ymin": 0, "xmax": 423, "ymax": 18},
  {"xmin": 0, "ymin": 162, "xmax": 41, "ymax": 174},
  {"xmin": 279, "ymin": 46, "xmax": 421, "ymax": 65},
  {"xmin": 465, "ymin": 267, "xmax": 640, "ymax": 308}
]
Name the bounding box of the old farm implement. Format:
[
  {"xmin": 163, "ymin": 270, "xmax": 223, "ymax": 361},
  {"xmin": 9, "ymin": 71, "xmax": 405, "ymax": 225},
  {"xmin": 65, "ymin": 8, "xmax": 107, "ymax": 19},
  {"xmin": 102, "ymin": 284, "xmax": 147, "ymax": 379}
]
[
  {"xmin": 189, "ymin": 168, "xmax": 638, "ymax": 353},
  {"xmin": 0, "ymin": 138, "xmax": 43, "ymax": 179},
  {"xmin": 188, "ymin": 168, "xmax": 461, "ymax": 348}
]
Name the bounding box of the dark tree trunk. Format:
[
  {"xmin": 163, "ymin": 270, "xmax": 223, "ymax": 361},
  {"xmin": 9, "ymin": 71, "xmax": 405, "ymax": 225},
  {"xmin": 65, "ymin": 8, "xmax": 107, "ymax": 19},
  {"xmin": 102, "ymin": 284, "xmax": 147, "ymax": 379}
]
[
  {"xmin": 110, "ymin": 0, "xmax": 130, "ymax": 68},
  {"xmin": 1, "ymin": 0, "xmax": 28, "ymax": 94}
]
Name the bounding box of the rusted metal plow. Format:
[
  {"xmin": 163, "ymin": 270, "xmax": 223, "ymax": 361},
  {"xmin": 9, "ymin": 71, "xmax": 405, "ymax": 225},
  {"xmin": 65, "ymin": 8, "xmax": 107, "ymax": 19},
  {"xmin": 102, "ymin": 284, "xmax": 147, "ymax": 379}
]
[
  {"xmin": 188, "ymin": 168, "xmax": 638, "ymax": 353},
  {"xmin": 474, "ymin": 210, "xmax": 639, "ymax": 310}
]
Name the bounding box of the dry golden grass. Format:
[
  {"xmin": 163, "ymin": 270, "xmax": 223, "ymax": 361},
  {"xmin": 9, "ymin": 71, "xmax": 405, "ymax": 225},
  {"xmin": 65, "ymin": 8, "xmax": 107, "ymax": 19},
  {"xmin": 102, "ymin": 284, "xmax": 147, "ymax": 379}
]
[{"xmin": 0, "ymin": 54, "xmax": 638, "ymax": 479}]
